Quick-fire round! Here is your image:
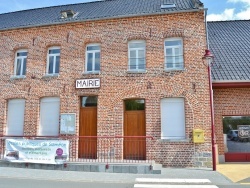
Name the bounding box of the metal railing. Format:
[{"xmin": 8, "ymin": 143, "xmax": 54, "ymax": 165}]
[{"xmin": 0, "ymin": 135, "xmax": 154, "ymax": 164}]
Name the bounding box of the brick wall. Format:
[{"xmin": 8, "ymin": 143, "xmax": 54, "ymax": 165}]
[{"xmin": 0, "ymin": 11, "xmax": 212, "ymax": 167}]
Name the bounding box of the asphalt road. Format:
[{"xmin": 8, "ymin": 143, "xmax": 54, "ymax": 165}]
[
  {"xmin": 0, "ymin": 177, "xmax": 133, "ymax": 188},
  {"xmin": 1, "ymin": 176, "xmax": 250, "ymax": 188}
]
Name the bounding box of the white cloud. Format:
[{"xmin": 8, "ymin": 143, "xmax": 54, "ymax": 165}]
[
  {"xmin": 235, "ymin": 7, "xmax": 250, "ymax": 19},
  {"xmin": 207, "ymin": 9, "xmax": 235, "ymax": 21},
  {"xmin": 227, "ymin": 0, "xmax": 250, "ymax": 4},
  {"xmin": 207, "ymin": 0, "xmax": 250, "ymax": 21}
]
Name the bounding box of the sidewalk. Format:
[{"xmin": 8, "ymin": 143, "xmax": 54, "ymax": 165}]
[
  {"xmin": 0, "ymin": 166, "xmax": 233, "ymax": 186},
  {"xmin": 217, "ymin": 163, "xmax": 250, "ymax": 184}
]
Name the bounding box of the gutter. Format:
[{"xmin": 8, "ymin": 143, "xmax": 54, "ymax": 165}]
[
  {"xmin": 212, "ymin": 80, "xmax": 250, "ymax": 88},
  {"xmin": 0, "ymin": 9, "xmax": 205, "ymax": 32}
]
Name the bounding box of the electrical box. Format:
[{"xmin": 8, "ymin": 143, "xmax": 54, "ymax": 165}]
[{"xmin": 193, "ymin": 129, "xmax": 204, "ymax": 143}]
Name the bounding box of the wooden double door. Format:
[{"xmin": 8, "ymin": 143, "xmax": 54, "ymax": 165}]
[{"xmin": 78, "ymin": 97, "xmax": 146, "ymax": 160}]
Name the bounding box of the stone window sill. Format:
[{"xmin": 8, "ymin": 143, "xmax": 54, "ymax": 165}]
[
  {"xmin": 42, "ymin": 74, "xmax": 59, "ymax": 79},
  {"xmin": 127, "ymin": 70, "xmax": 146, "ymax": 74},
  {"xmin": 164, "ymin": 68, "xmax": 184, "ymax": 72},
  {"xmin": 159, "ymin": 138, "xmax": 190, "ymax": 143},
  {"xmin": 82, "ymin": 71, "xmax": 100, "ymax": 75},
  {"xmin": 10, "ymin": 75, "xmax": 26, "ymax": 80}
]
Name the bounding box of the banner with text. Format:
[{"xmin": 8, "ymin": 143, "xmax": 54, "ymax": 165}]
[{"xmin": 4, "ymin": 139, "xmax": 69, "ymax": 164}]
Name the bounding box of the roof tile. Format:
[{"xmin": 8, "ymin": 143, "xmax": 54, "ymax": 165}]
[{"xmin": 0, "ymin": 0, "xmax": 203, "ymax": 30}]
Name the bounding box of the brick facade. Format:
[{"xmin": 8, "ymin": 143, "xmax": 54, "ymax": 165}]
[{"xmin": 0, "ymin": 11, "xmax": 212, "ymax": 168}]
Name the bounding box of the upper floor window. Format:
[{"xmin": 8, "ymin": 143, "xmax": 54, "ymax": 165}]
[
  {"xmin": 164, "ymin": 38, "xmax": 183, "ymax": 70},
  {"xmin": 86, "ymin": 44, "xmax": 100, "ymax": 73},
  {"xmin": 14, "ymin": 50, "xmax": 27, "ymax": 76},
  {"xmin": 128, "ymin": 40, "xmax": 146, "ymax": 71},
  {"xmin": 47, "ymin": 47, "xmax": 60, "ymax": 75}
]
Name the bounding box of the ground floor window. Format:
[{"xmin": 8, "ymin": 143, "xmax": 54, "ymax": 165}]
[
  {"xmin": 6, "ymin": 99, "xmax": 25, "ymax": 135},
  {"xmin": 39, "ymin": 97, "xmax": 60, "ymax": 136},
  {"xmin": 223, "ymin": 116, "xmax": 250, "ymax": 151},
  {"xmin": 125, "ymin": 99, "xmax": 145, "ymax": 110},
  {"xmin": 160, "ymin": 98, "xmax": 185, "ymax": 139}
]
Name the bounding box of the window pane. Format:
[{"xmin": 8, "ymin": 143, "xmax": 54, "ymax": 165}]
[
  {"xmin": 130, "ymin": 50, "xmax": 136, "ymax": 58},
  {"xmin": 129, "ymin": 42, "xmax": 145, "ymax": 48},
  {"xmin": 87, "ymin": 53, "xmax": 93, "ymax": 71},
  {"xmin": 129, "ymin": 58, "xmax": 136, "ymax": 69},
  {"xmin": 22, "ymin": 58, "xmax": 27, "ymax": 75},
  {"xmin": 175, "ymin": 56, "xmax": 180, "ymax": 67},
  {"xmin": 17, "ymin": 52, "xmax": 27, "ymax": 57},
  {"xmin": 55, "ymin": 56, "xmax": 60, "ymax": 73},
  {"xmin": 49, "ymin": 49, "xmax": 60, "ymax": 54},
  {"xmin": 138, "ymin": 50, "xmax": 144, "ymax": 58},
  {"xmin": 175, "ymin": 47, "xmax": 183, "ymax": 56},
  {"xmin": 16, "ymin": 59, "xmax": 22, "ymax": 75},
  {"xmin": 138, "ymin": 58, "xmax": 145, "ymax": 69},
  {"xmin": 87, "ymin": 46, "xmax": 100, "ymax": 51},
  {"xmin": 48, "ymin": 56, "xmax": 54, "ymax": 74},
  {"xmin": 94, "ymin": 52, "xmax": 100, "ymax": 71},
  {"xmin": 125, "ymin": 99, "xmax": 145, "ymax": 111},
  {"xmin": 166, "ymin": 57, "xmax": 173, "ymax": 68},
  {"xmin": 82, "ymin": 96, "xmax": 98, "ymax": 107},
  {"xmin": 165, "ymin": 40, "xmax": 182, "ymax": 46},
  {"xmin": 166, "ymin": 48, "xmax": 172, "ymax": 56}
]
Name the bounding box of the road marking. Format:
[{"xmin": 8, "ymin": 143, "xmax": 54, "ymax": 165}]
[
  {"xmin": 135, "ymin": 178, "xmax": 211, "ymax": 183},
  {"xmin": 134, "ymin": 185, "xmax": 218, "ymax": 188}
]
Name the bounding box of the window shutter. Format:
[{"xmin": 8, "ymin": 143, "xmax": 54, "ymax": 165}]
[
  {"xmin": 39, "ymin": 97, "xmax": 60, "ymax": 136},
  {"xmin": 7, "ymin": 99, "xmax": 25, "ymax": 136},
  {"xmin": 161, "ymin": 98, "xmax": 185, "ymax": 139}
]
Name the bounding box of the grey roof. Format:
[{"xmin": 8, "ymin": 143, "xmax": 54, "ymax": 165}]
[
  {"xmin": 208, "ymin": 20, "xmax": 250, "ymax": 81},
  {"xmin": 0, "ymin": 0, "xmax": 203, "ymax": 31}
]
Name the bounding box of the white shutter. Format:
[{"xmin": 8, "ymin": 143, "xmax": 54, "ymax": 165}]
[
  {"xmin": 39, "ymin": 97, "xmax": 60, "ymax": 136},
  {"xmin": 161, "ymin": 98, "xmax": 185, "ymax": 139},
  {"xmin": 7, "ymin": 99, "xmax": 25, "ymax": 136}
]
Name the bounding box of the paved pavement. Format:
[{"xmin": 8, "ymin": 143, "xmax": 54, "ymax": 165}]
[
  {"xmin": 0, "ymin": 163, "xmax": 249, "ymax": 187},
  {"xmin": 0, "ymin": 166, "xmax": 232, "ymax": 185},
  {"xmin": 217, "ymin": 163, "xmax": 250, "ymax": 184}
]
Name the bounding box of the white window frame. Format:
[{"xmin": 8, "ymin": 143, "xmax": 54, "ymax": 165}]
[
  {"xmin": 128, "ymin": 40, "xmax": 146, "ymax": 71},
  {"xmin": 160, "ymin": 98, "xmax": 186, "ymax": 140},
  {"xmin": 164, "ymin": 38, "xmax": 184, "ymax": 70},
  {"xmin": 85, "ymin": 44, "xmax": 100, "ymax": 73},
  {"xmin": 46, "ymin": 46, "xmax": 60, "ymax": 75},
  {"xmin": 6, "ymin": 99, "xmax": 25, "ymax": 136},
  {"xmin": 14, "ymin": 49, "xmax": 27, "ymax": 77}
]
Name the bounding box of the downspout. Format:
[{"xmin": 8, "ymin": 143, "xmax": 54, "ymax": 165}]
[
  {"xmin": 204, "ymin": 9, "xmax": 209, "ymax": 49},
  {"xmin": 204, "ymin": 8, "xmax": 216, "ymax": 171}
]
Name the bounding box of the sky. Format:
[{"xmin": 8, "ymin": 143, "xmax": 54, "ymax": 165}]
[{"xmin": 0, "ymin": 0, "xmax": 250, "ymax": 21}]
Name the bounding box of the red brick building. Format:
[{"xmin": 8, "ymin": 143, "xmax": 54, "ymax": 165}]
[{"xmin": 0, "ymin": 0, "xmax": 213, "ymax": 168}]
